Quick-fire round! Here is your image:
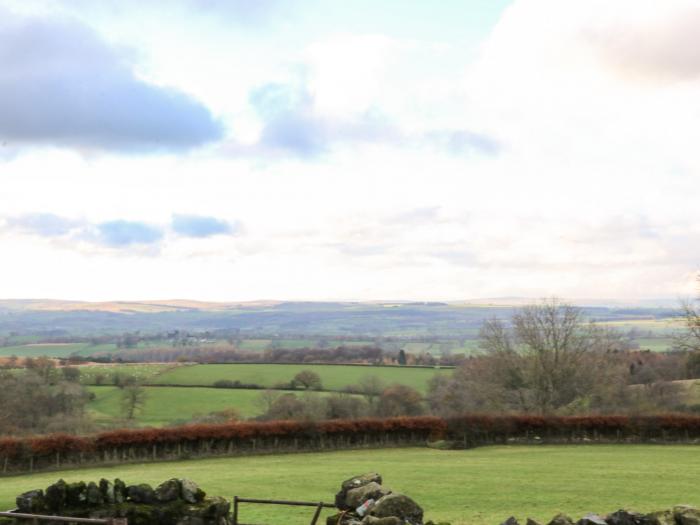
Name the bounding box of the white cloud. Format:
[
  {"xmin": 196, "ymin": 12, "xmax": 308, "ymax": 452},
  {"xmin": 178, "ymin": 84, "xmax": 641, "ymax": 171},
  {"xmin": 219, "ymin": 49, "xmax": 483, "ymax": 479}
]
[{"xmin": 0, "ymin": 0, "xmax": 698, "ymax": 302}]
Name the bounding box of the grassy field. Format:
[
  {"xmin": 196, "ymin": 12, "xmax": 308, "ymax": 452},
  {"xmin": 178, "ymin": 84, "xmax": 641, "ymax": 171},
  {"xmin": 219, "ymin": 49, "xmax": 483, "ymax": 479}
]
[
  {"xmin": 0, "ymin": 343, "xmax": 118, "ymax": 358},
  {"xmin": 151, "ymin": 363, "xmax": 452, "ymax": 394},
  {"xmin": 78, "ymin": 364, "xmax": 181, "ymax": 385},
  {"xmin": 635, "ymin": 337, "xmax": 676, "ymax": 352},
  {"xmin": 86, "ymin": 386, "xmax": 345, "ymax": 425},
  {"xmin": 2, "ymin": 446, "xmax": 700, "ymax": 524}
]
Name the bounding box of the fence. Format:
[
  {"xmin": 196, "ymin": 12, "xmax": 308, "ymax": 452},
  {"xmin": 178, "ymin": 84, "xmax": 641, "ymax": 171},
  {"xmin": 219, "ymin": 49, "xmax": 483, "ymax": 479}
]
[{"xmin": 232, "ymin": 497, "xmax": 335, "ymax": 525}]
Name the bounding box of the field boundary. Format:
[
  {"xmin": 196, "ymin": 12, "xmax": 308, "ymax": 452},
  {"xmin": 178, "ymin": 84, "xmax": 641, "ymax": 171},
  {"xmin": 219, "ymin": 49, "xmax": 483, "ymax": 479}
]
[{"xmin": 4, "ymin": 414, "xmax": 700, "ymax": 476}]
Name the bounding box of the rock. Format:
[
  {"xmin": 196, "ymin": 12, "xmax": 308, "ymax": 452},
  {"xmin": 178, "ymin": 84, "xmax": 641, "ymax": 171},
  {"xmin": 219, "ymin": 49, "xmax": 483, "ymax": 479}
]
[
  {"xmin": 45, "ymin": 479, "xmax": 67, "ymax": 511},
  {"xmin": 578, "ymin": 515, "xmax": 607, "ymax": 525},
  {"xmin": 645, "ymin": 511, "xmax": 674, "ymax": 525},
  {"xmin": 156, "ymin": 479, "xmax": 182, "ymax": 503},
  {"xmin": 86, "ymin": 482, "xmax": 104, "ymax": 506},
  {"xmin": 548, "ymin": 514, "xmax": 574, "ymax": 525},
  {"xmin": 606, "ymin": 510, "xmax": 646, "ymax": 525},
  {"xmin": 200, "ymin": 496, "xmax": 231, "ymax": 519},
  {"xmin": 347, "ymin": 482, "xmax": 391, "ymax": 509},
  {"xmin": 114, "ymin": 479, "xmax": 127, "ymax": 504},
  {"xmin": 370, "ymin": 493, "xmax": 423, "ymax": 525},
  {"xmin": 99, "ymin": 479, "xmax": 115, "ymax": 504},
  {"xmin": 66, "ymin": 481, "xmax": 87, "ymax": 507},
  {"xmin": 181, "ymin": 479, "xmax": 206, "ymax": 504},
  {"xmin": 363, "ymin": 517, "xmax": 403, "ymax": 525},
  {"xmin": 16, "ymin": 490, "xmax": 45, "ymax": 513},
  {"xmin": 501, "ymin": 518, "xmax": 520, "ymax": 525},
  {"xmin": 675, "ymin": 507, "xmax": 700, "ymax": 525},
  {"xmin": 336, "ymin": 473, "xmax": 383, "ymax": 510},
  {"xmin": 527, "ymin": 519, "xmax": 542, "ymax": 525},
  {"xmin": 127, "ymin": 483, "xmax": 156, "ymax": 504},
  {"xmin": 327, "ymin": 513, "xmax": 343, "ymax": 525},
  {"xmin": 175, "ymin": 517, "xmax": 205, "ymax": 525}
]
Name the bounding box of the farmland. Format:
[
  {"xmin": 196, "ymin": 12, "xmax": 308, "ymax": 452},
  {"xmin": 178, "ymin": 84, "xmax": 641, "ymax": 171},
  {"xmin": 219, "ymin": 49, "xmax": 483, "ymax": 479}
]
[
  {"xmin": 76, "ymin": 363, "xmax": 451, "ymax": 426},
  {"xmin": 149, "ymin": 363, "xmax": 451, "ymax": 394},
  {"xmin": 2, "ymin": 446, "xmax": 699, "ymax": 525},
  {"xmin": 86, "ymin": 386, "xmax": 345, "ymax": 425}
]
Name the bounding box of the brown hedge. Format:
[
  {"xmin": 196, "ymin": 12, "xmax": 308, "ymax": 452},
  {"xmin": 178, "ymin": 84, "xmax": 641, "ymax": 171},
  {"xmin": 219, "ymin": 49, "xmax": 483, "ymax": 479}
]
[{"xmin": 5, "ymin": 414, "xmax": 700, "ymax": 463}]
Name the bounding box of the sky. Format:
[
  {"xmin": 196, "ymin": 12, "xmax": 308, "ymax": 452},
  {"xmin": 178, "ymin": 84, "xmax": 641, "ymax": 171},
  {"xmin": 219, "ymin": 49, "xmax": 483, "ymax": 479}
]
[{"xmin": 0, "ymin": 0, "xmax": 698, "ymax": 303}]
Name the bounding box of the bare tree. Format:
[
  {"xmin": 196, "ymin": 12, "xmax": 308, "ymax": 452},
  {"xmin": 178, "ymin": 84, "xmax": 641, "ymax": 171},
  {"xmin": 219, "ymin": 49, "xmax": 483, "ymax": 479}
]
[
  {"xmin": 120, "ymin": 384, "xmax": 148, "ymax": 420},
  {"xmin": 479, "ymin": 299, "xmax": 624, "ymax": 414},
  {"xmin": 676, "ymin": 298, "xmax": 700, "ymax": 352}
]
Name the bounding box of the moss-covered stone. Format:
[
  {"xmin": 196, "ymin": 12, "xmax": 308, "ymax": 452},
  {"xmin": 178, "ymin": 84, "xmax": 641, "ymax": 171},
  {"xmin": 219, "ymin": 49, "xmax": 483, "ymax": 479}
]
[
  {"xmin": 645, "ymin": 510, "xmax": 675, "ymax": 525},
  {"xmin": 99, "ymin": 479, "xmax": 115, "ymax": 504},
  {"xmin": 156, "ymin": 479, "xmax": 182, "ymax": 503},
  {"xmin": 547, "ymin": 514, "xmax": 574, "ymax": 525},
  {"xmin": 114, "ymin": 478, "xmax": 127, "ymax": 504},
  {"xmin": 127, "ymin": 484, "xmax": 156, "ymax": 504},
  {"xmin": 16, "ymin": 489, "xmax": 45, "ymax": 513},
  {"xmin": 66, "ymin": 481, "xmax": 87, "ymax": 507},
  {"xmin": 45, "ymin": 479, "xmax": 68, "ymax": 512}
]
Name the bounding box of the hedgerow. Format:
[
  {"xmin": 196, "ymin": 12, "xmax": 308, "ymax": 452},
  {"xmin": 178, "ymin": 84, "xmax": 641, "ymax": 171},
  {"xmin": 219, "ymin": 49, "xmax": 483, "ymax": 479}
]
[{"xmin": 3, "ymin": 414, "xmax": 700, "ymax": 474}]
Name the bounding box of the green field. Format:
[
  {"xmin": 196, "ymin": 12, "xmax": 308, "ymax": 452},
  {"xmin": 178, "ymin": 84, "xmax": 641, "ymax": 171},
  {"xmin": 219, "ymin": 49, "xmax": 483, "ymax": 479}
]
[
  {"xmin": 0, "ymin": 343, "xmax": 118, "ymax": 358},
  {"xmin": 635, "ymin": 337, "xmax": 676, "ymax": 352},
  {"xmin": 79, "ymin": 364, "xmax": 181, "ymax": 385},
  {"xmin": 86, "ymin": 386, "xmax": 344, "ymax": 425},
  {"xmin": 2, "ymin": 446, "xmax": 700, "ymax": 524},
  {"xmin": 151, "ymin": 364, "xmax": 452, "ymax": 394}
]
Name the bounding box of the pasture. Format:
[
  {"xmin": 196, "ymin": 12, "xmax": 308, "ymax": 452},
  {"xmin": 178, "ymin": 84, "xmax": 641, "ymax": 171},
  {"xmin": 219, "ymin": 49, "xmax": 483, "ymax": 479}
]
[
  {"xmin": 0, "ymin": 343, "xmax": 118, "ymax": 358},
  {"xmin": 78, "ymin": 363, "xmax": 181, "ymax": 385},
  {"xmin": 150, "ymin": 363, "xmax": 451, "ymax": 394},
  {"xmin": 2, "ymin": 446, "xmax": 700, "ymax": 525},
  {"xmin": 86, "ymin": 386, "xmax": 350, "ymax": 425}
]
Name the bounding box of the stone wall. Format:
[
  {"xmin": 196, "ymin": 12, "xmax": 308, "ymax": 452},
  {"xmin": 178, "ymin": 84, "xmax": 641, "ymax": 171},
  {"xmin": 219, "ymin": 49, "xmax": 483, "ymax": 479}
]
[
  {"xmin": 501, "ymin": 506, "xmax": 700, "ymax": 525},
  {"xmin": 3, "ymin": 478, "xmax": 230, "ymax": 525}
]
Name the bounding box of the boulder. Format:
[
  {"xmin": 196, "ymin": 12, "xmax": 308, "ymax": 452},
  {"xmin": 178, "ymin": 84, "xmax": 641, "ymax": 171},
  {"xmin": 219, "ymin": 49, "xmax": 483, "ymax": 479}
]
[
  {"xmin": 675, "ymin": 507, "xmax": 700, "ymax": 525},
  {"xmin": 501, "ymin": 518, "xmax": 520, "ymax": 525},
  {"xmin": 45, "ymin": 479, "xmax": 67, "ymax": 512},
  {"xmin": 548, "ymin": 514, "xmax": 574, "ymax": 525},
  {"xmin": 181, "ymin": 479, "xmax": 206, "ymax": 504},
  {"xmin": 99, "ymin": 479, "xmax": 115, "ymax": 504},
  {"xmin": 370, "ymin": 493, "xmax": 423, "ymax": 525},
  {"xmin": 578, "ymin": 515, "xmax": 607, "ymax": 525},
  {"xmin": 114, "ymin": 479, "xmax": 127, "ymax": 504},
  {"xmin": 606, "ymin": 510, "xmax": 646, "ymax": 525},
  {"xmin": 200, "ymin": 496, "xmax": 231, "ymax": 520},
  {"xmin": 327, "ymin": 513, "xmax": 343, "ymax": 525},
  {"xmin": 347, "ymin": 482, "xmax": 391, "ymax": 509},
  {"xmin": 66, "ymin": 481, "xmax": 87, "ymax": 507},
  {"xmin": 336, "ymin": 473, "xmax": 383, "ymax": 510},
  {"xmin": 527, "ymin": 519, "xmax": 542, "ymax": 525},
  {"xmin": 127, "ymin": 483, "xmax": 156, "ymax": 504},
  {"xmin": 362, "ymin": 517, "xmax": 403, "ymax": 525},
  {"xmin": 645, "ymin": 511, "xmax": 674, "ymax": 525},
  {"xmin": 86, "ymin": 482, "xmax": 104, "ymax": 506},
  {"xmin": 16, "ymin": 490, "xmax": 45, "ymax": 513},
  {"xmin": 156, "ymin": 479, "xmax": 182, "ymax": 503}
]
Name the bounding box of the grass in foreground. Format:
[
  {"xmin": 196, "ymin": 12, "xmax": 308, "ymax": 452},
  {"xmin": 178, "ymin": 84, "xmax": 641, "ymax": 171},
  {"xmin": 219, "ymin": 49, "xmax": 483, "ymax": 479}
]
[{"xmin": 2, "ymin": 446, "xmax": 700, "ymax": 525}]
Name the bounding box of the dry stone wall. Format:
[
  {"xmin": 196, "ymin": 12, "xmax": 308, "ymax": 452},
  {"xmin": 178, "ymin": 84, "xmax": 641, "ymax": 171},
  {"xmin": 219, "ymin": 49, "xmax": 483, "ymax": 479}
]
[{"xmin": 2, "ymin": 478, "xmax": 230, "ymax": 525}]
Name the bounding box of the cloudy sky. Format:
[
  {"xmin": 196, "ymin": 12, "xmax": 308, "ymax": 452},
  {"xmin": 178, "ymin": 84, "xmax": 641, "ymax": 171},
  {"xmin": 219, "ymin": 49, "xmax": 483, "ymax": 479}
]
[{"xmin": 0, "ymin": 0, "xmax": 698, "ymax": 302}]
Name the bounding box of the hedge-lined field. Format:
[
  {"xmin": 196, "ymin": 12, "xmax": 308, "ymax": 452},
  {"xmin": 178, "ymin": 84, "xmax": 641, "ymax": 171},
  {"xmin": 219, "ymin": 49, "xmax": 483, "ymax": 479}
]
[
  {"xmin": 87, "ymin": 386, "xmax": 357, "ymax": 425},
  {"xmin": 150, "ymin": 363, "xmax": 451, "ymax": 393},
  {"xmin": 2, "ymin": 446, "xmax": 700, "ymax": 525}
]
